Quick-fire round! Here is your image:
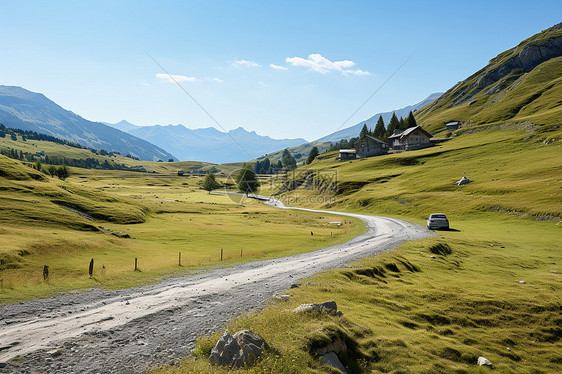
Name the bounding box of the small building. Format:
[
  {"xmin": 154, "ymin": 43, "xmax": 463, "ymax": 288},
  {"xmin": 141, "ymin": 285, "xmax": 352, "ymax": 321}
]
[
  {"xmin": 388, "ymin": 126, "xmax": 432, "ymax": 151},
  {"xmin": 354, "ymin": 135, "xmax": 389, "ymax": 158},
  {"xmin": 445, "ymin": 121, "xmax": 461, "ymax": 131},
  {"xmin": 338, "ymin": 149, "xmax": 356, "ymax": 161}
]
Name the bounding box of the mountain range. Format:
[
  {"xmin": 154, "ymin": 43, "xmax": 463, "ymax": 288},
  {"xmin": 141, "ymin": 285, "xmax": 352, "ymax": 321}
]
[
  {"xmin": 0, "ymin": 86, "xmax": 176, "ymax": 161},
  {"xmin": 103, "ymin": 121, "xmax": 307, "ymax": 164}
]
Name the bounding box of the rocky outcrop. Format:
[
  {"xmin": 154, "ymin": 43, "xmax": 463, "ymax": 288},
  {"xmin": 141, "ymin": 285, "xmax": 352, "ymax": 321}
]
[
  {"xmin": 293, "ymin": 301, "xmax": 339, "ymax": 315},
  {"xmin": 209, "ymin": 330, "xmax": 268, "ymax": 368},
  {"xmin": 477, "ymin": 356, "xmax": 493, "ymax": 368},
  {"xmin": 321, "ymin": 351, "xmax": 346, "ymax": 372}
]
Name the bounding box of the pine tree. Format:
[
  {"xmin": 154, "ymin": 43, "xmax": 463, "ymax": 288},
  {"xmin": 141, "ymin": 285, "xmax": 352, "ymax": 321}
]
[
  {"xmin": 254, "ymin": 160, "xmax": 262, "ymax": 174},
  {"xmin": 261, "ymin": 158, "xmax": 271, "ymax": 174},
  {"xmin": 399, "ymin": 117, "xmax": 407, "ymax": 130},
  {"xmin": 406, "ymin": 111, "xmax": 417, "ymax": 128},
  {"xmin": 387, "ymin": 112, "xmax": 400, "ymax": 136},
  {"xmin": 374, "ymin": 116, "xmax": 386, "ymax": 139},
  {"xmin": 359, "ymin": 123, "xmax": 369, "ymax": 138},
  {"xmin": 306, "ymin": 146, "xmax": 319, "ymax": 164}
]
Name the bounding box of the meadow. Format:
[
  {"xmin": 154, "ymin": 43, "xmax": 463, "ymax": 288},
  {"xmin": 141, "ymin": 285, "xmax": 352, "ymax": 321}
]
[
  {"xmin": 155, "ymin": 125, "xmax": 561, "ymax": 373},
  {"xmin": 0, "ymin": 153, "xmax": 363, "ymax": 304}
]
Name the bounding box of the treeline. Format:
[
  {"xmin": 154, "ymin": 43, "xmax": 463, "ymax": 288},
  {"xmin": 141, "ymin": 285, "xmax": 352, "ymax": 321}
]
[
  {"xmin": 0, "ymin": 147, "xmax": 147, "ymax": 173},
  {"xmin": 0, "ymin": 123, "xmax": 141, "ymax": 162}
]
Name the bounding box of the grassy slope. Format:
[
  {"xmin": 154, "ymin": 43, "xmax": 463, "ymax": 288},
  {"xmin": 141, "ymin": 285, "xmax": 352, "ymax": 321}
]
[
  {"xmin": 158, "ymin": 127, "xmax": 561, "ymax": 373},
  {"xmin": 417, "ymin": 26, "xmax": 562, "ymax": 131},
  {"xmin": 0, "ymin": 132, "xmax": 240, "ymax": 175},
  {"xmin": 0, "ymin": 156, "xmax": 364, "ymax": 303}
]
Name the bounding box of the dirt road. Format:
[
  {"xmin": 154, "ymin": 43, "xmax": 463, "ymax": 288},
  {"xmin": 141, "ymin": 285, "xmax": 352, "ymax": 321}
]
[{"xmin": 0, "ymin": 199, "xmax": 431, "ymax": 373}]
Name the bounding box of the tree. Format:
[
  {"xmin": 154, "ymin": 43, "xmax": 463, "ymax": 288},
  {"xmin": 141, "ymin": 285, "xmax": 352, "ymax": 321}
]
[
  {"xmin": 399, "ymin": 117, "xmax": 407, "ymax": 130},
  {"xmin": 373, "ymin": 115, "xmax": 386, "ymax": 139},
  {"xmin": 387, "ymin": 112, "xmax": 400, "ymax": 137},
  {"xmin": 47, "ymin": 165, "xmax": 57, "ymax": 176},
  {"xmin": 307, "ymin": 146, "xmax": 319, "ymax": 164},
  {"xmin": 275, "ymin": 160, "xmax": 283, "ymax": 172},
  {"xmin": 56, "ymin": 165, "xmax": 70, "ymax": 180},
  {"xmin": 202, "ymin": 173, "xmax": 221, "ymax": 194},
  {"xmin": 261, "ymin": 158, "xmax": 271, "ymax": 174},
  {"xmin": 254, "ymin": 160, "xmax": 262, "ymax": 174},
  {"xmin": 281, "ymin": 149, "xmax": 297, "ymax": 170},
  {"xmin": 359, "ymin": 123, "xmax": 369, "ymax": 138},
  {"xmin": 406, "ymin": 110, "xmax": 417, "ymax": 129},
  {"xmin": 236, "ymin": 164, "xmax": 260, "ymax": 195}
]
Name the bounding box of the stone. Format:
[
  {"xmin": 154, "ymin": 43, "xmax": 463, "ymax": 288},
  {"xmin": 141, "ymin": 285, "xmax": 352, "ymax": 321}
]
[
  {"xmin": 455, "ymin": 177, "xmax": 471, "ymax": 185},
  {"xmin": 519, "ymin": 280, "xmax": 526, "ymax": 284},
  {"xmin": 293, "ymin": 301, "xmax": 338, "ymax": 315},
  {"xmin": 209, "ymin": 330, "xmax": 268, "ymax": 368},
  {"xmin": 477, "ymin": 356, "xmax": 493, "ymax": 367},
  {"xmin": 321, "ymin": 352, "xmax": 346, "ymax": 372}
]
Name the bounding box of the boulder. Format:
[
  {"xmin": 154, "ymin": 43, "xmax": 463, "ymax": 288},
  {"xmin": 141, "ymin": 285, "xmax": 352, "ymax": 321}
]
[
  {"xmin": 477, "ymin": 356, "xmax": 493, "ymax": 367},
  {"xmin": 293, "ymin": 301, "xmax": 338, "ymax": 315},
  {"xmin": 209, "ymin": 330, "xmax": 268, "ymax": 368},
  {"xmin": 321, "ymin": 352, "xmax": 346, "ymax": 372},
  {"xmin": 455, "ymin": 176, "xmax": 471, "ymax": 185}
]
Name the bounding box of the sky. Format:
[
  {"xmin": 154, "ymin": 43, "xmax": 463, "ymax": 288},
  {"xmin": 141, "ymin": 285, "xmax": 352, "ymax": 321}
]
[{"xmin": 1, "ymin": 0, "xmax": 560, "ymax": 141}]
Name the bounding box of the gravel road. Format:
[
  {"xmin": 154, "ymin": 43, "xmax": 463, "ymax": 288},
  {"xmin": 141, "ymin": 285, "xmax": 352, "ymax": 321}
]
[{"xmin": 0, "ymin": 197, "xmax": 431, "ymax": 373}]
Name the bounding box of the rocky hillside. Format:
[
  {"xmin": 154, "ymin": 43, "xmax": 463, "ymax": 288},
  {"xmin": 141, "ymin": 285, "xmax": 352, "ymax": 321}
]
[
  {"xmin": 0, "ymin": 86, "xmax": 176, "ymax": 161},
  {"xmin": 417, "ymin": 22, "xmax": 562, "ymax": 131}
]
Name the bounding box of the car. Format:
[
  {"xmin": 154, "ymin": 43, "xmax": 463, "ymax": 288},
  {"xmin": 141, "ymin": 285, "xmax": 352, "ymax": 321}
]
[{"xmin": 427, "ymin": 213, "xmax": 449, "ymax": 230}]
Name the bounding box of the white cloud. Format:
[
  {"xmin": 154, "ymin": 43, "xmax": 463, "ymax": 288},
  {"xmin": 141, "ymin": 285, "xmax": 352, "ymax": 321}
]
[
  {"xmin": 233, "ymin": 59, "xmax": 261, "ymax": 67},
  {"xmin": 285, "ymin": 53, "xmax": 370, "ymax": 75},
  {"xmin": 156, "ymin": 73, "xmax": 198, "ymax": 83},
  {"xmin": 270, "ymin": 63, "xmax": 288, "ymax": 71},
  {"xmin": 211, "ymin": 77, "xmax": 224, "ymax": 83}
]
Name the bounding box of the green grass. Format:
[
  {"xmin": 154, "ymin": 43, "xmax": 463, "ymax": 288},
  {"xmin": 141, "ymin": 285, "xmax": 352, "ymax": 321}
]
[
  {"xmin": 158, "ymin": 217, "xmax": 560, "ymax": 373},
  {"xmin": 416, "ymin": 25, "xmax": 562, "ymax": 131},
  {"xmin": 155, "ymin": 126, "xmax": 561, "ymax": 373},
  {"xmin": 0, "ymin": 155, "xmax": 364, "ymax": 303}
]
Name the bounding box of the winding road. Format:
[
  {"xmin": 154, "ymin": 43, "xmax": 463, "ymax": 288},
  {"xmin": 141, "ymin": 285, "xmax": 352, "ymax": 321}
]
[{"xmin": 0, "ymin": 197, "xmax": 431, "ymax": 373}]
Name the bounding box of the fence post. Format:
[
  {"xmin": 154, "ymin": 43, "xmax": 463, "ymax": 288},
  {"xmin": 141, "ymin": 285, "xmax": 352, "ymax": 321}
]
[
  {"xmin": 240, "ymin": 248, "xmax": 243, "ymax": 258},
  {"xmin": 220, "ymin": 248, "xmax": 223, "ymax": 261},
  {"xmin": 89, "ymin": 258, "xmax": 94, "ymax": 277},
  {"xmin": 134, "ymin": 257, "xmax": 138, "ymax": 271},
  {"xmin": 43, "ymin": 265, "xmax": 49, "ymax": 281},
  {"xmin": 179, "ymin": 252, "xmax": 182, "ymax": 266}
]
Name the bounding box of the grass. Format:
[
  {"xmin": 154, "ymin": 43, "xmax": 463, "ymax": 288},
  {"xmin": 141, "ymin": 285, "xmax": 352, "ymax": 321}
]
[
  {"xmin": 0, "ymin": 156, "xmax": 364, "ymax": 303},
  {"xmin": 416, "ymin": 25, "xmax": 562, "ymax": 131},
  {"xmin": 154, "ymin": 126, "xmax": 561, "ymax": 373}
]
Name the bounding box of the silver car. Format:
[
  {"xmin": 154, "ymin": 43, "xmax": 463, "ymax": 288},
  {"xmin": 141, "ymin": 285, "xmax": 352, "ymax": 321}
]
[{"xmin": 427, "ymin": 213, "xmax": 449, "ymax": 230}]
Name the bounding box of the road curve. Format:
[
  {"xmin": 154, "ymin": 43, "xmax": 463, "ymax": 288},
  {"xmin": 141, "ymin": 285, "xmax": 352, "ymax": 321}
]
[{"xmin": 0, "ymin": 197, "xmax": 431, "ymax": 373}]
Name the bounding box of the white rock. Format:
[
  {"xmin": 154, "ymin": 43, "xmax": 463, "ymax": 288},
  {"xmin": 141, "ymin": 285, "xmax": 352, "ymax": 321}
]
[
  {"xmin": 321, "ymin": 351, "xmax": 346, "ymax": 372},
  {"xmin": 477, "ymin": 356, "xmax": 493, "ymax": 367}
]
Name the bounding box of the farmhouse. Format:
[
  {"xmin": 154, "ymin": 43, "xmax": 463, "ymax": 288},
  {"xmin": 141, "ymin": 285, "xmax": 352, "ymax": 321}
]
[
  {"xmin": 354, "ymin": 134, "xmax": 388, "ymax": 158},
  {"xmin": 388, "ymin": 126, "xmax": 432, "ymax": 151},
  {"xmin": 338, "ymin": 149, "xmax": 356, "ymax": 160}
]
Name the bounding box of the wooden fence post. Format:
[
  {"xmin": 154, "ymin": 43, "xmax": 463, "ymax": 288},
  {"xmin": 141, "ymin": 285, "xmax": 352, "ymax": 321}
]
[
  {"xmin": 220, "ymin": 248, "xmax": 223, "ymax": 261},
  {"xmin": 43, "ymin": 265, "xmax": 49, "ymax": 281},
  {"xmin": 89, "ymin": 258, "xmax": 94, "ymax": 277},
  {"xmin": 179, "ymin": 252, "xmax": 182, "ymax": 266},
  {"xmin": 134, "ymin": 257, "xmax": 138, "ymax": 271},
  {"xmin": 240, "ymin": 248, "xmax": 243, "ymax": 258}
]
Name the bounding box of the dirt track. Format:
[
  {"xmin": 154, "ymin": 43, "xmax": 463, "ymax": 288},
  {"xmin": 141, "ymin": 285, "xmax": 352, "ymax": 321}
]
[{"xmin": 0, "ymin": 198, "xmax": 431, "ymax": 373}]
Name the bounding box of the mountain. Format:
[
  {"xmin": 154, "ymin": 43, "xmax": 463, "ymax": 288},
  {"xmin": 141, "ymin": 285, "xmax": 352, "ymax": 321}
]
[
  {"xmin": 0, "ymin": 86, "xmax": 176, "ymax": 161},
  {"xmin": 416, "ymin": 22, "xmax": 562, "ymax": 131},
  {"xmin": 315, "ymin": 92, "xmax": 443, "ymax": 142},
  {"xmin": 106, "ymin": 122, "xmax": 307, "ymax": 163},
  {"xmin": 102, "ymin": 120, "xmax": 140, "ymax": 133}
]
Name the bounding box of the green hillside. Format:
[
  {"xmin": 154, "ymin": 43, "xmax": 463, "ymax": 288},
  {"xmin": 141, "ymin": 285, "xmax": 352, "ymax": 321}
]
[{"xmin": 417, "ymin": 23, "xmax": 562, "ymax": 132}]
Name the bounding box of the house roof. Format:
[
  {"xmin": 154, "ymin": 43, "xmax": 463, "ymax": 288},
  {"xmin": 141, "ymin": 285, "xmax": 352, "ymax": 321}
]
[
  {"xmin": 388, "ymin": 126, "xmax": 432, "ymax": 140},
  {"xmin": 359, "ymin": 134, "xmax": 387, "ymax": 144},
  {"xmin": 339, "ymin": 149, "xmax": 356, "ymax": 153},
  {"xmin": 446, "ymin": 121, "xmax": 461, "ymax": 126}
]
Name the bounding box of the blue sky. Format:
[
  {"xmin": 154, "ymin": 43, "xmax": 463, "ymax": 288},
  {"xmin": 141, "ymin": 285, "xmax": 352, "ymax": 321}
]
[{"xmin": 1, "ymin": 0, "xmax": 560, "ymax": 140}]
